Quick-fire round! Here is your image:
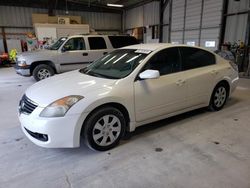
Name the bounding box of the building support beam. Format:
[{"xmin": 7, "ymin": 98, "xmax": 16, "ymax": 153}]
[
  {"xmin": 1, "ymin": 27, "xmax": 8, "ymax": 53},
  {"xmin": 159, "ymin": 0, "xmax": 170, "ymax": 42},
  {"xmin": 219, "ymin": 0, "xmax": 229, "ymax": 49},
  {"xmin": 198, "ymin": 0, "xmax": 204, "ymax": 46},
  {"xmin": 245, "ymin": 11, "xmax": 250, "ymax": 47},
  {"xmin": 168, "ymin": 0, "xmax": 172, "ymax": 42},
  {"xmin": 182, "ymin": 0, "xmax": 187, "ymax": 44},
  {"xmin": 243, "ymin": 10, "xmax": 250, "ymax": 74}
]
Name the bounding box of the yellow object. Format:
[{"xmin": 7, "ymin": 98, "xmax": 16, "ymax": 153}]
[
  {"xmin": 239, "ymin": 41, "xmax": 244, "ymax": 48},
  {"xmin": 9, "ymin": 49, "xmax": 17, "ymax": 61}
]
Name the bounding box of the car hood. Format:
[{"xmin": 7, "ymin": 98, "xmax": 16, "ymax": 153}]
[
  {"xmin": 17, "ymin": 50, "xmax": 56, "ymax": 60},
  {"xmin": 25, "ymin": 70, "xmax": 117, "ymax": 107}
]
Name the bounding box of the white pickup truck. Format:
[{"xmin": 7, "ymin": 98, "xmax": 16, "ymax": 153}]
[{"xmin": 14, "ymin": 35, "xmax": 138, "ymax": 81}]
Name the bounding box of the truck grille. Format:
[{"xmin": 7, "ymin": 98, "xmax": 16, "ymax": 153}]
[{"xmin": 19, "ymin": 95, "xmax": 38, "ymax": 115}]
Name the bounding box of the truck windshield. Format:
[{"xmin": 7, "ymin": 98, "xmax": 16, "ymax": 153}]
[
  {"xmin": 80, "ymin": 49, "xmax": 150, "ymax": 79},
  {"xmin": 49, "ymin": 37, "xmax": 67, "ymax": 50}
]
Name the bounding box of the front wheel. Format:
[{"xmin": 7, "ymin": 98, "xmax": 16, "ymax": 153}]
[
  {"xmin": 33, "ymin": 64, "xmax": 55, "ymax": 81},
  {"xmin": 209, "ymin": 83, "xmax": 228, "ymax": 111},
  {"xmin": 83, "ymin": 106, "xmax": 126, "ymax": 151}
]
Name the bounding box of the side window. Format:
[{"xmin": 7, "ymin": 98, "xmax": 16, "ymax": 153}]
[
  {"xmin": 180, "ymin": 47, "xmax": 216, "ymax": 70},
  {"xmin": 108, "ymin": 36, "xmax": 138, "ymax": 48},
  {"xmin": 63, "ymin": 37, "xmax": 85, "ymax": 51},
  {"xmin": 88, "ymin": 37, "xmax": 107, "ymax": 50},
  {"xmin": 143, "ymin": 47, "xmax": 181, "ymax": 76}
]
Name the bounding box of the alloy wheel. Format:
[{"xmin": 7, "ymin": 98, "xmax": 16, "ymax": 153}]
[{"xmin": 214, "ymin": 86, "xmax": 227, "ymax": 108}]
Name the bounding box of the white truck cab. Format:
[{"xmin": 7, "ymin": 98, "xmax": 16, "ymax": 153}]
[{"xmin": 14, "ymin": 35, "xmax": 138, "ymax": 81}]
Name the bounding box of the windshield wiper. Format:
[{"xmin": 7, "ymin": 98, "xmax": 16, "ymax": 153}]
[
  {"xmin": 79, "ymin": 69, "xmax": 118, "ymax": 79},
  {"xmin": 87, "ymin": 71, "xmax": 105, "ymax": 78}
]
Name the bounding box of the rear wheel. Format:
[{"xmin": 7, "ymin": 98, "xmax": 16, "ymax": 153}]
[
  {"xmin": 83, "ymin": 106, "xmax": 126, "ymax": 151},
  {"xmin": 33, "ymin": 64, "xmax": 55, "ymax": 81},
  {"xmin": 209, "ymin": 83, "xmax": 228, "ymax": 111}
]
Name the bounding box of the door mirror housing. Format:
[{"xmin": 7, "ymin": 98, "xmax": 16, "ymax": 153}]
[{"xmin": 139, "ymin": 70, "xmax": 160, "ymax": 80}]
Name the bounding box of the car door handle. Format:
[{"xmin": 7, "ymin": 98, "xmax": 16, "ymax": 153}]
[
  {"xmin": 176, "ymin": 79, "xmax": 186, "ymax": 86},
  {"xmin": 82, "ymin": 53, "xmax": 88, "ymax": 56},
  {"xmin": 211, "ymin": 70, "xmax": 219, "ymax": 75},
  {"xmin": 103, "ymin": 52, "xmax": 108, "ymax": 55}
]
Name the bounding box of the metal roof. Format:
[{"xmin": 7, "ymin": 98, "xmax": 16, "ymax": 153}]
[{"xmin": 0, "ymin": 0, "xmax": 157, "ymax": 13}]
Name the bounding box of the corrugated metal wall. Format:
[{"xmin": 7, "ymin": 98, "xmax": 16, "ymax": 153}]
[
  {"xmin": 170, "ymin": 0, "xmax": 223, "ymax": 50},
  {"xmin": 125, "ymin": 1, "xmax": 159, "ymax": 29},
  {"xmin": 54, "ymin": 9, "xmax": 121, "ymax": 30},
  {"xmin": 224, "ymin": 0, "xmax": 249, "ymax": 43},
  {"xmin": 227, "ymin": 0, "xmax": 249, "ymax": 13},
  {"xmin": 162, "ymin": 2, "xmax": 170, "ymax": 42},
  {"xmin": 200, "ymin": 0, "xmax": 223, "ymax": 50},
  {"xmin": 171, "ymin": 0, "xmax": 185, "ymax": 43},
  {"xmin": 0, "ymin": 6, "xmax": 122, "ymax": 30},
  {"xmin": 1, "ymin": 0, "xmax": 247, "ymax": 52},
  {"xmin": 0, "ymin": 5, "xmax": 121, "ymax": 52},
  {"xmin": 0, "ymin": 6, "xmax": 47, "ymax": 27},
  {"xmin": 125, "ymin": 6, "xmax": 144, "ymax": 29},
  {"xmin": 124, "ymin": 1, "xmax": 160, "ymax": 43}
]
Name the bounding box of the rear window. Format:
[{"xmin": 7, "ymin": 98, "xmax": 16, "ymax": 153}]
[
  {"xmin": 88, "ymin": 37, "xmax": 107, "ymax": 50},
  {"xmin": 180, "ymin": 47, "xmax": 216, "ymax": 70},
  {"xmin": 108, "ymin": 36, "xmax": 139, "ymax": 48}
]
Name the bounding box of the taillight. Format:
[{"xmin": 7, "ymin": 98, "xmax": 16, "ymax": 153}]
[{"xmin": 229, "ymin": 61, "xmax": 238, "ymax": 72}]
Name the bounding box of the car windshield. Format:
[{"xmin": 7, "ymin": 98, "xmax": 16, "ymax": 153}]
[
  {"xmin": 80, "ymin": 49, "xmax": 150, "ymax": 79},
  {"xmin": 49, "ymin": 37, "xmax": 67, "ymax": 50}
]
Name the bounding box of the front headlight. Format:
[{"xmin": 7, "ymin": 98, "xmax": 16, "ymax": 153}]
[
  {"xmin": 40, "ymin": 95, "xmax": 84, "ymax": 117},
  {"xmin": 17, "ymin": 59, "xmax": 27, "ymax": 67}
]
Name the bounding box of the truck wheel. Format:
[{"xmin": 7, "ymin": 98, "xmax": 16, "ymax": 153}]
[{"xmin": 33, "ymin": 64, "xmax": 55, "ymax": 81}]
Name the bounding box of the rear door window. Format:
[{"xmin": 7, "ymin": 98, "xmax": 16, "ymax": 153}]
[
  {"xmin": 108, "ymin": 36, "xmax": 139, "ymax": 48},
  {"xmin": 88, "ymin": 37, "xmax": 107, "ymax": 50},
  {"xmin": 180, "ymin": 47, "xmax": 216, "ymax": 70}
]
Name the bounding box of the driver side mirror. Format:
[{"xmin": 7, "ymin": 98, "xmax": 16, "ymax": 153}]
[{"xmin": 139, "ymin": 70, "xmax": 160, "ymax": 80}]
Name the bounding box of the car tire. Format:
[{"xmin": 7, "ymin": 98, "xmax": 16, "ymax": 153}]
[
  {"xmin": 209, "ymin": 83, "xmax": 228, "ymax": 111},
  {"xmin": 33, "ymin": 64, "xmax": 55, "ymax": 81},
  {"xmin": 83, "ymin": 106, "xmax": 126, "ymax": 151}
]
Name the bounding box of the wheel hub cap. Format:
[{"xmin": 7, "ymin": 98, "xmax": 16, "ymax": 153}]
[
  {"xmin": 92, "ymin": 115, "xmax": 121, "ymax": 146},
  {"xmin": 38, "ymin": 69, "xmax": 51, "ymax": 80},
  {"xmin": 214, "ymin": 87, "xmax": 226, "ymax": 108}
]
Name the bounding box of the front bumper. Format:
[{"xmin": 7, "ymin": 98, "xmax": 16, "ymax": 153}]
[
  {"xmin": 19, "ymin": 106, "xmax": 89, "ymax": 148},
  {"xmin": 14, "ymin": 64, "xmax": 31, "ymax": 76}
]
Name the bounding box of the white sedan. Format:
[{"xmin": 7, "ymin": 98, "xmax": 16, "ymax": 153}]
[{"xmin": 18, "ymin": 43, "xmax": 239, "ymax": 151}]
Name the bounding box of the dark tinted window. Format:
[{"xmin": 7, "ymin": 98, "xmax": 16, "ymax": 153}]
[
  {"xmin": 180, "ymin": 47, "xmax": 216, "ymax": 70},
  {"xmin": 108, "ymin": 36, "xmax": 138, "ymax": 48},
  {"xmin": 143, "ymin": 47, "xmax": 181, "ymax": 76},
  {"xmin": 88, "ymin": 37, "xmax": 107, "ymax": 49},
  {"xmin": 63, "ymin": 37, "xmax": 85, "ymax": 51}
]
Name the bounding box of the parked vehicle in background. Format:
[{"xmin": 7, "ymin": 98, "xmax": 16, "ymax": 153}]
[
  {"xmin": 14, "ymin": 35, "xmax": 138, "ymax": 81},
  {"xmin": 18, "ymin": 44, "xmax": 239, "ymax": 151}
]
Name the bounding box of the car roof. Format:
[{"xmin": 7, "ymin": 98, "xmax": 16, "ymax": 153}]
[
  {"xmin": 67, "ymin": 34, "xmax": 134, "ymax": 38},
  {"xmin": 121, "ymin": 43, "xmax": 216, "ymax": 54},
  {"xmin": 121, "ymin": 43, "xmax": 170, "ymax": 51}
]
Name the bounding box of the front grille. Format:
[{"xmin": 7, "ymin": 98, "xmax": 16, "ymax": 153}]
[{"xmin": 19, "ymin": 95, "xmax": 38, "ymax": 115}]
